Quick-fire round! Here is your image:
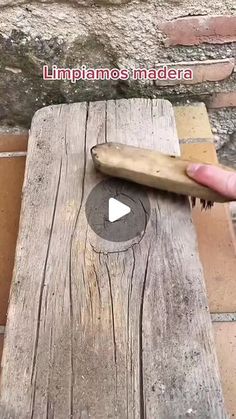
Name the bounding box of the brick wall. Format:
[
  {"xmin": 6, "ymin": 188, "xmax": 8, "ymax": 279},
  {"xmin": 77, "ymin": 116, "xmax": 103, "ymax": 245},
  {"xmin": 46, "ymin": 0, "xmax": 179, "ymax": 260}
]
[
  {"xmin": 155, "ymin": 13, "xmax": 236, "ymax": 167},
  {"xmin": 157, "ymin": 15, "xmax": 236, "ymax": 103}
]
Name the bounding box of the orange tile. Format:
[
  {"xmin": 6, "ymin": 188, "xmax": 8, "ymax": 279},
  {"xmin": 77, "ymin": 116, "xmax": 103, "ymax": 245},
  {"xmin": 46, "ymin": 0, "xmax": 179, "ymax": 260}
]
[
  {"xmin": 214, "ymin": 322, "xmax": 236, "ymax": 417},
  {"xmin": 0, "ymin": 134, "xmax": 28, "ymax": 152},
  {"xmin": 0, "ymin": 157, "xmax": 26, "ymax": 325},
  {"xmin": 181, "ymin": 143, "xmax": 236, "ymax": 313},
  {"xmin": 193, "ymin": 204, "xmax": 236, "ymax": 313}
]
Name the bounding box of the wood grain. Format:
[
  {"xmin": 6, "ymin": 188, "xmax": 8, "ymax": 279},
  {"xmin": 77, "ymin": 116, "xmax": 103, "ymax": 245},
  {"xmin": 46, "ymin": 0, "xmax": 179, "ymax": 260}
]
[{"xmin": 0, "ymin": 99, "xmax": 227, "ymax": 418}]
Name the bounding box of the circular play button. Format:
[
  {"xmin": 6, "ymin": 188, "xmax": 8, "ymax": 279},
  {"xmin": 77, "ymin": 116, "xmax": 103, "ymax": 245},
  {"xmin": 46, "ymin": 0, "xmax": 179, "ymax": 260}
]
[{"xmin": 85, "ymin": 179, "xmax": 151, "ymax": 242}]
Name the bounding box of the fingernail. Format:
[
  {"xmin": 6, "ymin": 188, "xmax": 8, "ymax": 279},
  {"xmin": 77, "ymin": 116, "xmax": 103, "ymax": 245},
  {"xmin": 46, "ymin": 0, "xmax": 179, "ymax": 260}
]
[{"xmin": 186, "ymin": 163, "xmax": 202, "ymax": 176}]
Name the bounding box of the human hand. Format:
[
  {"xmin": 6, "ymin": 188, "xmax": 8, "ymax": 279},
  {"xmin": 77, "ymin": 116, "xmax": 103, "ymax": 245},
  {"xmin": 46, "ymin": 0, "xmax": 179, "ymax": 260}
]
[{"xmin": 186, "ymin": 164, "xmax": 236, "ymax": 200}]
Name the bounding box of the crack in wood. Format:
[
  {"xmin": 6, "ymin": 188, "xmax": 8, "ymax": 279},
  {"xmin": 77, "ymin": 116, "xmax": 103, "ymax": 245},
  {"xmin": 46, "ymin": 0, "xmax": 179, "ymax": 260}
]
[
  {"xmin": 126, "ymin": 247, "xmax": 136, "ymax": 418},
  {"xmin": 92, "ymin": 263, "xmax": 102, "ymax": 304},
  {"xmin": 105, "ymin": 261, "xmax": 117, "ymax": 367},
  {"xmin": 139, "ymin": 246, "xmax": 151, "ymax": 419},
  {"xmin": 31, "ymin": 157, "xmax": 62, "ymax": 387}
]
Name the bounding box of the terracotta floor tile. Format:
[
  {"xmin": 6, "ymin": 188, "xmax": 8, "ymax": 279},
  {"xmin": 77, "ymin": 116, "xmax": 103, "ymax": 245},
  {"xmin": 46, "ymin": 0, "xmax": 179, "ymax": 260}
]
[
  {"xmin": 181, "ymin": 143, "xmax": 236, "ymax": 313},
  {"xmin": 0, "ymin": 134, "xmax": 28, "ymax": 152},
  {"xmin": 214, "ymin": 322, "xmax": 236, "ymax": 417},
  {"xmin": 0, "ymin": 157, "xmax": 26, "ymax": 325},
  {"xmin": 193, "ymin": 204, "xmax": 236, "ymax": 312}
]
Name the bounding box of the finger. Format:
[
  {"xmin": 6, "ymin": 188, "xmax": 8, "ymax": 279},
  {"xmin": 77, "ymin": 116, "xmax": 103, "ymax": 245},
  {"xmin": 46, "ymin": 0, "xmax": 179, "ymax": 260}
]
[{"xmin": 186, "ymin": 164, "xmax": 236, "ymax": 199}]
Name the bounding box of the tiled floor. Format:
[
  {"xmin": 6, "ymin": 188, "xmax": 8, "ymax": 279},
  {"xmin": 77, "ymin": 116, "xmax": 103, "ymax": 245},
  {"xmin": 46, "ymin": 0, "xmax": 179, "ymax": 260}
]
[
  {"xmin": 181, "ymin": 142, "xmax": 236, "ymax": 313},
  {"xmin": 0, "ymin": 103, "xmax": 236, "ymax": 416},
  {"xmin": 0, "ymin": 157, "xmax": 26, "ymax": 325},
  {"xmin": 214, "ymin": 322, "xmax": 236, "ymax": 417}
]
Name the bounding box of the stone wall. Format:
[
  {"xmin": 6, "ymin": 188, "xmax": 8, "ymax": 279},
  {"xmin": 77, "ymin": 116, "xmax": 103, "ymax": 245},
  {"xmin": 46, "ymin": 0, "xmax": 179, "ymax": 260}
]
[{"xmin": 0, "ymin": 1, "xmax": 235, "ymax": 159}]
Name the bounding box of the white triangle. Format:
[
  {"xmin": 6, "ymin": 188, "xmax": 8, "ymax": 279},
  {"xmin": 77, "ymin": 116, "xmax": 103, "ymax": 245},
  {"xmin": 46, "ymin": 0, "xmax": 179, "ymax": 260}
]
[{"xmin": 108, "ymin": 198, "xmax": 131, "ymax": 223}]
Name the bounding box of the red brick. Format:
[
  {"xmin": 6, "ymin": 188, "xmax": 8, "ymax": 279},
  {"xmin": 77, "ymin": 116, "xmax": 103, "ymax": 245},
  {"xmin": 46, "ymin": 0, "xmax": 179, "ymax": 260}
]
[
  {"xmin": 160, "ymin": 15, "xmax": 236, "ymax": 47},
  {"xmin": 207, "ymin": 92, "xmax": 236, "ymax": 109},
  {"xmin": 155, "ymin": 59, "xmax": 235, "ymax": 86}
]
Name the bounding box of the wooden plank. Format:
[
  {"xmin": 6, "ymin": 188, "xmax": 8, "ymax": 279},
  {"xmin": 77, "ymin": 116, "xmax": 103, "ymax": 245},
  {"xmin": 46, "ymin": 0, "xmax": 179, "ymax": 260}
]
[{"xmin": 0, "ymin": 99, "xmax": 227, "ymax": 418}]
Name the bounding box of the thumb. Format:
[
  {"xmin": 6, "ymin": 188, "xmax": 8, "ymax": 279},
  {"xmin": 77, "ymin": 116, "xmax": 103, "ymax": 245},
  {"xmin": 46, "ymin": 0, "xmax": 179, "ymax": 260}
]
[{"xmin": 186, "ymin": 164, "xmax": 236, "ymax": 200}]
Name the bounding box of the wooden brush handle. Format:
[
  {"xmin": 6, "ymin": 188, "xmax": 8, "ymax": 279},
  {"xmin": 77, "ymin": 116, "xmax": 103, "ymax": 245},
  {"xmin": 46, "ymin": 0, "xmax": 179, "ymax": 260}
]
[{"xmin": 91, "ymin": 142, "xmax": 235, "ymax": 203}]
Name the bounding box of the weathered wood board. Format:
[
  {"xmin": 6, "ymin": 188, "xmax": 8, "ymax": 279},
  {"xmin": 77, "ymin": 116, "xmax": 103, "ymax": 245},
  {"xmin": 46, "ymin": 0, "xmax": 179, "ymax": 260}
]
[{"xmin": 0, "ymin": 99, "xmax": 227, "ymax": 418}]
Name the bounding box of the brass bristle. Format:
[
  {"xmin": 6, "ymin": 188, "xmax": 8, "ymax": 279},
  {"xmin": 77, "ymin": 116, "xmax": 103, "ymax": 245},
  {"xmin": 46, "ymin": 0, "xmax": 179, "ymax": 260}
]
[
  {"xmin": 191, "ymin": 196, "xmax": 196, "ymax": 208},
  {"xmin": 190, "ymin": 196, "xmax": 214, "ymax": 210},
  {"xmin": 200, "ymin": 199, "xmax": 206, "ymax": 211},
  {"xmin": 200, "ymin": 199, "xmax": 214, "ymax": 210},
  {"xmin": 206, "ymin": 200, "xmax": 214, "ymax": 209}
]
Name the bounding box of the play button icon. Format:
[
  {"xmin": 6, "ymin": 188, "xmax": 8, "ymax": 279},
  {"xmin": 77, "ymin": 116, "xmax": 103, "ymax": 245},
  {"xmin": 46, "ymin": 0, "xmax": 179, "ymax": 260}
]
[
  {"xmin": 108, "ymin": 198, "xmax": 131, "ymax": 222},
  {"xmin": 85, "ymin": 178, "xmax": 151, "ymax": 242}
]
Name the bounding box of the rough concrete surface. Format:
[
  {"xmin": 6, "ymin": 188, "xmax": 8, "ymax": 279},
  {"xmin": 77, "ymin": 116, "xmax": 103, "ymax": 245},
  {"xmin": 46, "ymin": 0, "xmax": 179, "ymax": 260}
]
[
  {"xmin": 0, "ymin": 1, "xmax": 235, "ymax": 125},
  {"xmin": 209, "ymin": 109, "xmax": 236, "ymax": 168}
]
